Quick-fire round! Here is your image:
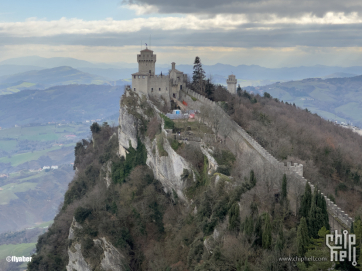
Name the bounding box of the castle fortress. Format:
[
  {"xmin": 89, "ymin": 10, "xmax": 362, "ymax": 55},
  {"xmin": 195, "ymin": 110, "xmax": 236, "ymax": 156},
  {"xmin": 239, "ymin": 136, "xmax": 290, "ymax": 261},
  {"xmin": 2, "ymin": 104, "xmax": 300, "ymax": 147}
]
[
  {"xmin": 127, "ymin": 48, "xmax": 352, "ymax": 231},
  {"xmin": 131, "ymin": 48, "xmax": 237, "ymax": 101},
  {"xmin": 131, "ymin": 48, "xmax": 187, "ymax": 102}
]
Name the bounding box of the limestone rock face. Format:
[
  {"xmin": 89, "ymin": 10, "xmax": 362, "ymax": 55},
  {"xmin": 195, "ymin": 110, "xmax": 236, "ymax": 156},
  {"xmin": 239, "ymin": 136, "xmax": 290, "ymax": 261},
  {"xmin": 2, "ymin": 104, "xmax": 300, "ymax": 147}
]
[
  {"xmin": 94, "ymin": 237, "xmax": 126, "ymax": 271},
  {"xmin": 118, "ymin": 104, "xmax": 138, "ymax": 157},
  {"xmin": 66, "ymin": 218, "xmax": 127, "ymax": 271},
  {"xmin": 66, "ymin": 218, "xmax": 90, "ymax": 271},
  {"xmin": 66, "ymin": 243, "xmax": 91, "ymax": 271},
  {"xmin": 200, "ymin": 144, "xmax": 218, "ymax": 175},
  {"xmin": 118, "ymin": 89, "xmax": 191, "ymax": 201},
  {"xmin": 68, "ymin": 217, "xmax": 83, "ymax": 240},
  {"xmin": 101, "ymin": 160, "xmax": 113, "ymax": 188},
  {"xmin": 146, "ymin": 131, "xmax": 191, "ymax": 201}
]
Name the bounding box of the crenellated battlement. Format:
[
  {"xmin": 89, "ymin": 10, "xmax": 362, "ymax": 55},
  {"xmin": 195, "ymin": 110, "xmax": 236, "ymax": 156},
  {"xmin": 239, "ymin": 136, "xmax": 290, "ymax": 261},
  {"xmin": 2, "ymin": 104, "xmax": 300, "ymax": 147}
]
[
  {"xmin": 284, "ymin": 162, "xmax": 303, "ymax": 176},
  {"xmin": 179, "ymin": 87, "xmax": 353, "ymax": 230}
]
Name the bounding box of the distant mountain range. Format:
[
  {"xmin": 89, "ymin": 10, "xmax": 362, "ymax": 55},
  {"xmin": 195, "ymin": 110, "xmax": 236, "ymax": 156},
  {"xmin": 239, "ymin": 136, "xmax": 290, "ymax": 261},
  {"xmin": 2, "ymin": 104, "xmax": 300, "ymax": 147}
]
[
  {"xmin": 0, "ymin": 66, "xmax": 128, "ymax": 95},
  {"xmin": 1, "ymin": 56, "xmax": 362, "ymax": 85},
  {"xmin": 0, "ymin": 84, "xmax": 124, "ymax": 128},
  {"xmin": 245, "ymin": 75, "xmax": 362, "ymax": 127}
]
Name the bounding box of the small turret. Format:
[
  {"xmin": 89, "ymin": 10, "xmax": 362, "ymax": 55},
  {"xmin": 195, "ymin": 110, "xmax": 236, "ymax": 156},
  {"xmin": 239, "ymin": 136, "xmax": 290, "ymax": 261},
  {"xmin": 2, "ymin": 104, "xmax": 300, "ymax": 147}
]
[{"xmin": 227, "ymin": 74, "xmax": 237, "ymax": 94}]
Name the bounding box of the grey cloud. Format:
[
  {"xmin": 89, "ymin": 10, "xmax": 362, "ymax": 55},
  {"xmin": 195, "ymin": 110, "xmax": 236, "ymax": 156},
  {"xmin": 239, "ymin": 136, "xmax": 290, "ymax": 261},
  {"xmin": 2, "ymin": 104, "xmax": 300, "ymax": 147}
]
[
  {"xmin": 1, "ymin": 23, "xmax": 362, "ymax": 48},
  {"xmin": 123, "ymin": 0, "xmax": 362, "ymax": 17}
]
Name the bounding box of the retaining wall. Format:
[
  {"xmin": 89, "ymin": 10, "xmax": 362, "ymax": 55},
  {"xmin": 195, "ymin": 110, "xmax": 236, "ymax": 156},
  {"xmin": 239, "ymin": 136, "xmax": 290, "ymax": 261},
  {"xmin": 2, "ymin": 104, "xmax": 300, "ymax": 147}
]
[{"xmin": 180, "ymin": 88, "xmax": 353, "ymax": 229}]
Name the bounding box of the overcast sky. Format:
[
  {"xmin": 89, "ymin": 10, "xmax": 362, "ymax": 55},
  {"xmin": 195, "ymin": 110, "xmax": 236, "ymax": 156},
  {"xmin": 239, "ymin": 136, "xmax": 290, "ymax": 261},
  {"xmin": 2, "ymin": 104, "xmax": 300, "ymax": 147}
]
[{"xmin": 0, "ymin": 0, "xmax": 362, "ymax": 67}]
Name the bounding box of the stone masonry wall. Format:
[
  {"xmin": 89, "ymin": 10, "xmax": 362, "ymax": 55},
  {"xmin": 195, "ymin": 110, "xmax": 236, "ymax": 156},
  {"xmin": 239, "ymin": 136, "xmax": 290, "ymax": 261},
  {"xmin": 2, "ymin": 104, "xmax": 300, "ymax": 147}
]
[{"xmin": 179, "ymin": 88, "xmax": 353, "ymax": 229}]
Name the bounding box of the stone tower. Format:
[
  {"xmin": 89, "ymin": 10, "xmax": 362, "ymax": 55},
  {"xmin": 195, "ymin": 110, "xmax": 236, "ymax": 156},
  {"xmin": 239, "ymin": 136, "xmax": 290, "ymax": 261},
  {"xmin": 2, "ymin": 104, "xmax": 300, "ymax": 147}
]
[
  {"xmin": 227, "ymin": 74, "xmax": 237, "ymax": 94},
  {"xmin": 137, "ymin": 48, "xmax": 156, "ymax": 75}
]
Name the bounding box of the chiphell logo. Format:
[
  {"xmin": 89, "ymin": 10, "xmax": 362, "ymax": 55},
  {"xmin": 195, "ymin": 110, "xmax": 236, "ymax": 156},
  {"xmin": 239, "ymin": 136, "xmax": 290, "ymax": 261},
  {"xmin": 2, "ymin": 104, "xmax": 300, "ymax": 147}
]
[{"xmin": 326, "ymin": 230, "xmax": 357, "ymax": 266}]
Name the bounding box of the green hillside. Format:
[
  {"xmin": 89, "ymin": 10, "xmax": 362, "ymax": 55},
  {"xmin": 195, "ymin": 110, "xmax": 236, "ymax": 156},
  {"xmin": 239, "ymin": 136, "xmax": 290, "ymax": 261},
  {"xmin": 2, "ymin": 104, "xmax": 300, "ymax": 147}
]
[
  {"xmin": 0, "ymin": 123, "xmax": 91, "ymax": 233},
  {"xmin": 0, "ymin": 84, "xmax": 124, "ymax": 128},
  {"xmin": 246, "ymin": 75, "xmax": 362, "ymax": 126},
  {"xmin": 0, "ymin": 66, "xmax": 113, "ymax": 95}
]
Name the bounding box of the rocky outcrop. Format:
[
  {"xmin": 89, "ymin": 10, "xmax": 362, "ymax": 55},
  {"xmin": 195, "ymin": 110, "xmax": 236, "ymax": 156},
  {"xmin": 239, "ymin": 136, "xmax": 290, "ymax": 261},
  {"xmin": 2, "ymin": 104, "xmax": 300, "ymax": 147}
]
[
  {"xmin": 94, "ymin": 237, "xmax": 126, "ymax": 271},
  {"xmin": 101, "ymin": 160, "xmax": 112, "ymax": 188},
  {"xmin": 66, "ymin": 218, "xmax": 90, "ymax": 271},
  {"xmin": 146, "ymin": 130, "xmax": 191, "ymax": 201},
  {"xmin": 118, "ymin": 104, "xmax": 138, "ymax": 157},
  {"xmin": 200, "ymin": 144, "xmax": 218, "ymax": 175},
  {"xmin": 66, "ymin": 218, "xmax": 127, "ymax": 271},
  {"xmin": 118, "ymin": 88, "xmax": 192, "ymax": 201}
]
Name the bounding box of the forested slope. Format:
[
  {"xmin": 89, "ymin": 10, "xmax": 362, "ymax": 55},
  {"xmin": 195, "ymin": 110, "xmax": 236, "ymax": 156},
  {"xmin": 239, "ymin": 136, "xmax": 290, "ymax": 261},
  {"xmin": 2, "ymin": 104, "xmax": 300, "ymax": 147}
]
[
  {"xmin": 197, "ymin": 84, "xmax": 362, "ymax": 217},
  {"xmin": 27, "ymin": 89, "xmax": 362, "ymax": 271}
]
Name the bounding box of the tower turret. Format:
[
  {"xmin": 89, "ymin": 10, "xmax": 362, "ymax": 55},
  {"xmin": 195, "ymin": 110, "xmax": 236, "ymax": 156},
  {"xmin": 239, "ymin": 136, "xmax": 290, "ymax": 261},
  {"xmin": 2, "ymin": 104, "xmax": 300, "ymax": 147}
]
[
  {"xmin": 227, "ymin": 74, "xmax": 237, "ymax": 94},
  {"xmin": 137, "ymin": 48, "xmax": 156, "ymax": 75}
]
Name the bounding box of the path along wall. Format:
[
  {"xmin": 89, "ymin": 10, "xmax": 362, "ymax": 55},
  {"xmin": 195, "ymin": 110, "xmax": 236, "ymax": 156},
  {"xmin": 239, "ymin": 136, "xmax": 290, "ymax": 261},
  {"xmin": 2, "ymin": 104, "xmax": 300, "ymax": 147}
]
[{"xmin": 179, "ymin": 88, "xmax": 353, "ymax": 230}]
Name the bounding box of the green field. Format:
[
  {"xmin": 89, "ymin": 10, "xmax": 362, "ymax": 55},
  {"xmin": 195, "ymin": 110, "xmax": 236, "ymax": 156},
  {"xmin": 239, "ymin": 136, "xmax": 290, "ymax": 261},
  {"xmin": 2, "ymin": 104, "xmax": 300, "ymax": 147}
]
[
  {"xmin": 335, "ymin": 102, "xmax": 362, "ymax": 123},
  {"xmin": 35, "ymin": 220, "xmax": 53, "ymax": 229},
  {"xmin": 0, "ymin": 124, "xmax": 87, "ymax": 163},
  {"xmin": 0, "ymin": 82, "xmax": 37, "ymax": 95},
  {"xmin": 0, "ymin": 182, "xmax": 38, "ymax": 205},
  {"xmin": 0, "ymin": 144, "xmax": 73, "ymax": 167},
  {"xmin": 0, "ymin": 140, "xmax": 17, "ymax": 152},
  {"xmin": 0, "ymin": 124, "xmax": 83, "ymax": 141},
  {"xmin": 0, "ymin": 242, "xmax": 36, "ymax": 260}
]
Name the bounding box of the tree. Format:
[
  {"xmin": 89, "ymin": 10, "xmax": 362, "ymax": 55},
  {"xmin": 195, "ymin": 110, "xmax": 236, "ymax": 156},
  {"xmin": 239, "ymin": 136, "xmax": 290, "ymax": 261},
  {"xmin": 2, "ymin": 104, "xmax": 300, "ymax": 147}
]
[
  {"xmin": 275, "ymin": 223, "xmax": 284, "ymax": 251},
  {"xmin": 297, "ymin": 217, "xmax": 309, "ymax": 255},
  {"xmin": 254, "ymin": 216, "xmax": 263, "ymax": 247},
  {"xmin": 297, "ymin": 227, "xmax": 333, "ymax": 271},
  {"xmin": 300, "ymin": 183, "xmax": 312, "ymax": 219},
  {"xmin": 308, "ymin": 189, "xmax": 325, "ymax": 238},
  {"xmin": 262, "ymin": 213, "xmax": 272, "ymax": 249},
  {"xmin": 281, "ymin": 174, "xmax": 287, "ymax": 202},
  {"xmin": 205, "ymin": 78, "xmax": 214, "ymax": 99},
  {"xmin": 229, "ymin": 202, "xmax": 241, "ymax": 231},
  {"xmin": 263, "ymin": 92, "xmax": 271, "ymax": 98},
  {"xmin": 316, "ymin": 191, "xmax": 330, "ymax": 231},
  {"xmin": 192, "ymin": 56, "xmax": 206, "ymax": 93},
  {"xmin": 237, "ymin": 84, "xmax": 242, "ymax": 97},
  {"xmin": 250, "ymin": 170, "xmax": 256, "ymax": 187},
  {"xmin": 90, "ymin": 122, "xmax": 101, "ymax": 134}
]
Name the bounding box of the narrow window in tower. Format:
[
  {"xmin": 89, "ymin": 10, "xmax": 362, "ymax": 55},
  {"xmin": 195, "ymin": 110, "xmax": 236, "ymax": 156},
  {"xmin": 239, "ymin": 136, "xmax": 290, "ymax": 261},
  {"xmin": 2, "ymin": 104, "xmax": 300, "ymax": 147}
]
[
  {"xmin": 149, "ymin": 70, "xmax": 151, "ymax": 73},
  {"xmin": 134, "ymin": 76, "xmax": 136, "ymax": 79},
  {"xmin": 180, "ymin": 85, "xmax": 182, "ymax": 90},
  {"xmin": 159, "ymin": 88, "xmax": 161, "ymax": 91},
  {"xmin": 134, "ymin": 88, "xmax": 136, "ymax": 91},
  {"xmin": 151, "ymin": 88, "xmax": 153, "ymax": 92}
]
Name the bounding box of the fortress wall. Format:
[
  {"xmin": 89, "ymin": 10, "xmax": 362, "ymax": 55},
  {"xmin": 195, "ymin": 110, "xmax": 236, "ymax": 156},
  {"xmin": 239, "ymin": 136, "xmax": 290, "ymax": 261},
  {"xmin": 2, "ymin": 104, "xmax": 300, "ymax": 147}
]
[
  {"xmin": 132, "ymin": 76, "xmax": 148, "ymax": 96},
  {"xmin": 180, "ymin": 88, "xmax": 353, "ymax": 229},
  {"xmin": 149, "ymin": 76, "xmax": 170, "ymax": 94},
  {"xmin": 147, "ymin": 76, "xmax": 172, "ymax": 105}
]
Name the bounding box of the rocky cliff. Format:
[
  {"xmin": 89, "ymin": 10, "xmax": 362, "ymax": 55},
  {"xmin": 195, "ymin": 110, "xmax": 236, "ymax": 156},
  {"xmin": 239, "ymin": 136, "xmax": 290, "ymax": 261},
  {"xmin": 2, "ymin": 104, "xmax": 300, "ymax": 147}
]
[
  {"xmin": 28, "ymin": 86, "xmax": 342, "ymax": 271},
  {"xmin": 66, "ymin": 218, "xmax": 126, "ymax": 271},
  {"xmin": 118, "ymin": 89, "xmax": 192, "ymax": 201}
]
